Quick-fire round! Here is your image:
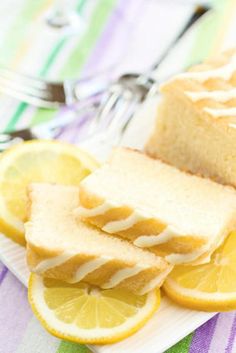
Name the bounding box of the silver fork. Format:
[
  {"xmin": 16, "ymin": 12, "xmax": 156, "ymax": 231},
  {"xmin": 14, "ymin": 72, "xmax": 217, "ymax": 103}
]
[
  {"xmin": 79, "ymin": 4, "xmax": 211, "ymax": 150},
  {"xmin": 0, "ymin": 75, "xmax": 170, "ymax": 154},
  {"xmin": 0, "ymin": 74, "xmax": 151, "ymax": 155},
  {"xmin": 79, "ymin": 74, "xmax": 155, "ymax": 160},
  {"xmin": 0, "ymin": 68, "xmax": 109, "ymax": 108}
]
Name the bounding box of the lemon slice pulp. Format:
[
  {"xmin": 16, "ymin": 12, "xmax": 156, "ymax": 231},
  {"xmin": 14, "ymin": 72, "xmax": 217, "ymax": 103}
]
[
  {"xmin": 0, "ymin": 140, "xmax": 98, "ymax": 245},
  {"xmin": 28, "ymin": 274, "xmax": 160, "ymax": 344}
]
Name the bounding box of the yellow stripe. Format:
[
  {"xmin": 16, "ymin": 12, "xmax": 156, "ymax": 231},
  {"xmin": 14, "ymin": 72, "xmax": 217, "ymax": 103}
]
[
  {"xmin": 11, "ymin": 0, "xmax": 53, "ymax": 68},
  {"xmin": 208, "ymin": 0, "xmax": 236, "ymax": 57}
]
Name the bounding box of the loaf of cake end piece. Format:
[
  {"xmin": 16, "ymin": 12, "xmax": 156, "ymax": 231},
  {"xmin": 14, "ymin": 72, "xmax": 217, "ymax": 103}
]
[
  {"xmin": 75, "ymin": 147, "xmax": 236, "ymax": 265},
  {"xmin": 145, "ymin": 49, "xmax": 236, "ymax": 188},
  {"xmin": 25, "ymin": 183, "xmax": 172, "ymax": 295}
]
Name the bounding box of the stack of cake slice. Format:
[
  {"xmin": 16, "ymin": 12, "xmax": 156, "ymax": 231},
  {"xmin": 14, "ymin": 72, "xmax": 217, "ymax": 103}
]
[
  {"xmin": 75, "ymin": 147, "xmax": 236, "ymax": 265},
  {"xmin": 26, "ymin": 183, "xmax": 172, "ymax": 294},
  {"xmin": 26, "ymin": 49, "xmax": 236, "ymax": 295}
]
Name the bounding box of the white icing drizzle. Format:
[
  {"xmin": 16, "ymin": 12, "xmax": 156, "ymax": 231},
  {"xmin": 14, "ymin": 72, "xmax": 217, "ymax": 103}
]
[
  {"xmin": 70, "ymin": 258, "xmax": 109, "ymax": 283},
  {"xmin": 174, "ymin": 55, "xmax": 236, "ymax": 119},
  {"xmin": 173, "ymin": 54, "xmax": 236, "ymax": 83},
  {"xmin": 75, "ymin": 203, "xmax": 112, "ymax": 217},
  {"xmin": 134, "ymin": 228, "xmax": 212, "ymax": 265},
  {"xmin": 138, "ymin": 266, "xmax": 173, "ymax": 295},
  {"xmin": 33, "ymin": 254, "xmax": 169, "ymax": 292},
  {"xmin": 76, "ymin": 202, "xmax": 156, "ymax": 234},
  {"xmin": 33, "ymin": 252, "xmax": 171, "ymax": 291},
  {"xmin": 204, "ymin": 107, "xmax": 236, "ymax": 117},
  {"xmin": 165, "ymin": 245, "xmax": 209, "ymax": 265},
  {"xmin": 133, "ymin": 228, "xmax": 211, "ymax": 265},
  {"xmin": 34, "ymin": 252, "xmax": 75, "ymax": 273},
  {"xmin": 185, "ymin": 88, "xmax": 236, "ymax": 102},
  {"xmin": 134, "ymin": 226, "xmax": 182, "ymax": 248},
  {"xmin": 102, "ymin": 211, "xmax": 147, "ymax": 233},
  {"xmin": 102, "ymin": 266, "xmax": 145, "ymax": 289}
]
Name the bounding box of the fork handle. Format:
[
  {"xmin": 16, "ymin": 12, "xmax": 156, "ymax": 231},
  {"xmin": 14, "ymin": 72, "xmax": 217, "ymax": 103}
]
[
  {"xmin": 65, "ymin": 74, "xmax": 110, "ymax": 105},
  {"xmin": 150, "ymin": 5, "xmax": 210, "ymax": 74}
]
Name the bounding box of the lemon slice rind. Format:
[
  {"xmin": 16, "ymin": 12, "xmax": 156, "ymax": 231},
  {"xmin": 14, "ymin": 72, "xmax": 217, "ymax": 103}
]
[
  {"xmin": 164, "ymin": 278, "xmax": 236, "ymax": 312},
  {"xmin": 163, "ymin": 231, "xmax": 236, "ymax": 312}
]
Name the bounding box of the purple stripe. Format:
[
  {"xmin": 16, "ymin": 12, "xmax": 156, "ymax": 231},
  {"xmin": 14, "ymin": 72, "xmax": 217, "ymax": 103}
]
[
  {"xmin": 0, "ymin": 264, "xmax": 8, "ymax": 284},
  {"xmin": 55, "ymin": 0, "xmax": 126, "ymax": 140},
  {"xmin": 0, "ymin": 271, "xmax": 32, "ymax": 353},
  {"xmin": 225, "ymin": 313, "xmax": 236, "ymax": 353},
  {"xmin": 57, "ymin": 0, "xmax": 144, "ymax": 142},
  {"xmin": 207, "ymin": 312, "xmax": 235, "ymax": 353},
  {"xmin": 83, "ymin": 0, "xmax": 146, "ymax": 78},
  {"xmin": 189, "ymin": 314, "xmax": 219, "ymax": 353},
  {"xmin": 56, "ymin": 109, "xmax": 92, "ymax": 142},
  {"xmin": 82, "ymin": 0, "xmax": 132, "ymax": 76}
]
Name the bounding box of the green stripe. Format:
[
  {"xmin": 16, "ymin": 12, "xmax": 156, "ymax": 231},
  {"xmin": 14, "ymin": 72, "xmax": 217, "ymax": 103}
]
[
  {"xmin": 31, "ymin": 0, "xmax": 116, "ymax": 126},
  {"xmin": 0, "ymin": 0, "xmax": 50, "ymax": 65},
  {"xmin": 40, "ymin": 38, "xmax": 68, "ymax": 77},
  {"xmin": 5, "ymin": 0, "xmax": 85, "ymax": 132},
  {"xmin": 5, "ymin": 103, "xmax": 28, "ymax": 133},
  {"xmin": 59, "ymin": 0, "xmax": 117, "ymax": 79},
  {"xmin": 165, "ymin": 333, "xmax": 193, "ymax": 353},
  {"xmin": 4, "ymin": 20, "xmax": 71, "ymax": 132},
  {"xmin": 40, "ymin": 0, "xmax": 88, "ymax": 77},
  {"xmin": 5, "ymin": 0, "xmax": 116, "ymax": 132},
  {"xmin": 186, "ymin": 0, "xmax": 231, "ymax": 67},
  {"xmin": 56, "ymin": 341, "xmax": 91, "ymax": 353},
  {"xmin": 76, "ymin": 0, "xmax": 87, "ymax": 13},
  {"xmin": 30, "ymin": 107, "xmax": 56, "ymax": 126}
]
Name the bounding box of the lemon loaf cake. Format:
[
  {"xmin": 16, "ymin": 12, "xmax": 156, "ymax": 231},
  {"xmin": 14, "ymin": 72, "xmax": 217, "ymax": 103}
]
[
  {"xmin": 76, "ymin": 148, "xmax": 236, "ymax": 265},
  {"xmin": 26, "ymin": 183, "xmax": 172, "ymax": 295},
  {"xmin": 146, "ymin": 49, "xmax": 236, "ymax": 188}
]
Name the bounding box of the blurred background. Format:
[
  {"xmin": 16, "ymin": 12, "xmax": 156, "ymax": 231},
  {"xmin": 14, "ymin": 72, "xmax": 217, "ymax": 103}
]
[{"xmin": 0, "ymin": 0, "xmax": 234, "ymax": 137}]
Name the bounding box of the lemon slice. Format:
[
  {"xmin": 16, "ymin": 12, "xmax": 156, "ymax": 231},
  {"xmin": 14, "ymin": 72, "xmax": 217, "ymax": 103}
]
[
  {"xmin": 163, "ymin": 231, "xmax": 236, "ymax": 311},
  {"xmin": 0, "ymin": 140, "xmax": 98, "ymax": 245},
  {"xmin": 28, "ymin": 274, "xmax": 160, "ymax": 344}
]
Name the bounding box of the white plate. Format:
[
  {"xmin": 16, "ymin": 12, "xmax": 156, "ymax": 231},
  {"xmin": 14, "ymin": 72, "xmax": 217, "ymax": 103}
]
[{"xmin": 0, "ymin": 96, "xmax": 215, "ymax": 353}]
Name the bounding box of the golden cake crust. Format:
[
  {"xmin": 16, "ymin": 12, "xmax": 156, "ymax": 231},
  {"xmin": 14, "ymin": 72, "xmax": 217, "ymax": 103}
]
[
  {"xmin": 77, "ymin": 188, "xmax": 209, "ymax": 261},
  {"xmin": 27, "ymin": 245, "xmax": 169, "ymax": 294},
  {"xmin": 26, "ymin": 183, "xmax": 172, "ymax": 294}
]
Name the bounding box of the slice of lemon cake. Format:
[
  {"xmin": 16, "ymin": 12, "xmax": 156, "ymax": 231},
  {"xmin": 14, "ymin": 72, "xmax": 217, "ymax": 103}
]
[
  {"xmin": 146, "ymin": 49, "xmax": 236, "ymax": 188},
  {"xmin": 26, "ymin": 183, "xmax": 171, "ymax": 295},
  {"xmin": 76, "ymin": 147, "xmax": 236, "ymax": 265}
]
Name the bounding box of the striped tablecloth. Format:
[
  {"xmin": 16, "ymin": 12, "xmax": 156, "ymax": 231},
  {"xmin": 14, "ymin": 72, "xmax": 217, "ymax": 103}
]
[{"xmin": 1, "ymin": 1, "xmax": 236, "ymax": 352}]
